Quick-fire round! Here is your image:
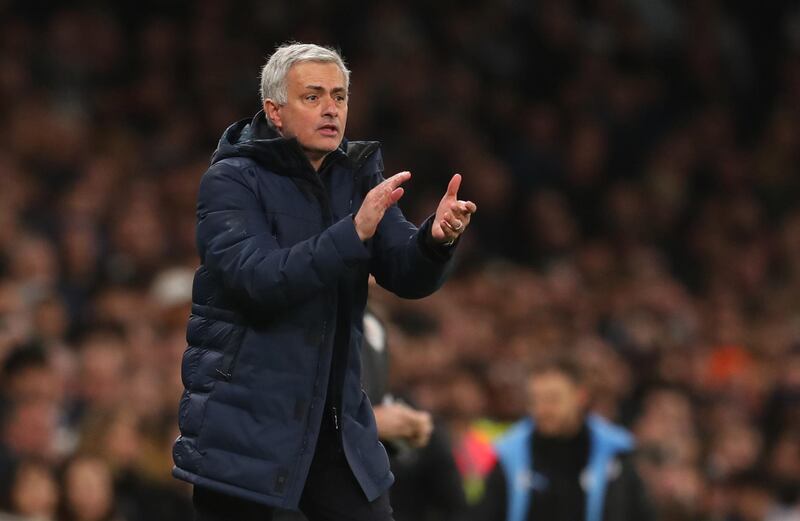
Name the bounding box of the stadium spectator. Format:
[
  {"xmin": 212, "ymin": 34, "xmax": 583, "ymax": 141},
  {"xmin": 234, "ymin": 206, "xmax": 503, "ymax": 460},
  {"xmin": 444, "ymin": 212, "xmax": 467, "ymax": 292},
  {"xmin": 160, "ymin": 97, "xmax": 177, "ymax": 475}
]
[{"xmin": 469, "ymin": 356, "xmax": 653, "ymax": 521}]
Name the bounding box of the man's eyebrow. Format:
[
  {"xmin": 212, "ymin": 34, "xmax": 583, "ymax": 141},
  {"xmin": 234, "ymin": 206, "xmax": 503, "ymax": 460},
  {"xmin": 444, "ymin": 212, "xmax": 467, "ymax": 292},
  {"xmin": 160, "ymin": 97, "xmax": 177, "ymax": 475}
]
[{"xmin": 304, "ymin": 85, "xmax": 347, "ymax": 93}]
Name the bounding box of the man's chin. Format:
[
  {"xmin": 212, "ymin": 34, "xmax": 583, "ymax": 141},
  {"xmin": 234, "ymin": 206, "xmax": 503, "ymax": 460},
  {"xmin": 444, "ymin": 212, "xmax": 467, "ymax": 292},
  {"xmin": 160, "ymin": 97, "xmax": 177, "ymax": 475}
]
[
  {"xmin": 536, "ymin": 423, "xmax": 562, "ymax": 437},
  {"xmin": 320, "ymin": 137, "xmax": 343, "ymax": 150}
]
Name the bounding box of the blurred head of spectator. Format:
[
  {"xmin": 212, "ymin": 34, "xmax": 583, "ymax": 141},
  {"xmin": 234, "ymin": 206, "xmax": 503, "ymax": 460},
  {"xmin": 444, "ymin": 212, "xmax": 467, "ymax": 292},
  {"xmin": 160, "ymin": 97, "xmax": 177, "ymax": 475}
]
[
  {"xmin": 78, "ymin": 410, "xmax": 142, "ymax": 475},
  {"xmin": 767, "ymin": 432, "xmax": 800, "ymax": 508},
  {"xmin": 8, "ymin": 234, "xmax": 59, "ymax": 295},
  {"xmin": 0, "ymin": 398, "xmax": 60, "ymax": 464},
  {"xmin": 0, "ymin": 458, "xmax": 59, "ymax": 520},
  {"xmin": 525, "ymin": 355, "xmax": 587, "ymax": 437},
  {"xmin": 1, "ymin": 344, "xmax": 60, "ymax": 404},
  {"xmin": 440, "ymin": 364, "xmax": 490, "ymax": 429},
  {"xmin": 706, "ymin": 405, "xmax": 763, "ymax": 480},
  {"xmin": 76, "ymin": 327, "xmax": 128, "ymax": 412},
  {"xmin": 58, "ymin": 454, "xmax": 123, "ymax": 521}
]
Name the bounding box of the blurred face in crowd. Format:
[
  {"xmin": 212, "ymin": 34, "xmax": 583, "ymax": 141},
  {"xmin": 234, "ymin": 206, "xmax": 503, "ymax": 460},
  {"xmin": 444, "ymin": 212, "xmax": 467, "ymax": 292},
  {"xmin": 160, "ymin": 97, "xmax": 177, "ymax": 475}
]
[
  {"xmin": 79, "ymin": 335, "xmax": 127, "ymax": 410},
  {"xmin": 3, "ymin": 399, "xmax": 58, "ymax": 460},
  {"xmin": 62, "ymin": 457, "xmax": 115, "ymax": 521},
  {"xmin": 10, "ymin": 461, "xmax": 58, "ymax": 519},
  {"xmin": 5, "ymin": 362, "xmax": 60, "ymax": 403},
  {"xmin": 527, "ymin": 369, "xmax": 587, "ymax": 437},
  {"xmin": 265, "ymin": 61, "xmax": 348, "ymax": 170}
]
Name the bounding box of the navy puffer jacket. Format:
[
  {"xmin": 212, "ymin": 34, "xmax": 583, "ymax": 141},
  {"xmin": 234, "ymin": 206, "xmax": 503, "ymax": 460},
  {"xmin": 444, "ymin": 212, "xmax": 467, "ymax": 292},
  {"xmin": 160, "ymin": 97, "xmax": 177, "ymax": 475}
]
[{"xmin": 172, "ymin": 111, "xmax": 455, "ymax": 509}]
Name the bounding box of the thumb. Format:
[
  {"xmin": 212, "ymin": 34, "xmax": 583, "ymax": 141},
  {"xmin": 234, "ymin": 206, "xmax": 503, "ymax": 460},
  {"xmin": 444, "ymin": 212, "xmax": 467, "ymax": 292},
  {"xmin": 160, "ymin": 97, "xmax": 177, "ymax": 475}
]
[{"xmin": 446, "ymin": 174, "xmax": 462, "ymax": 198}]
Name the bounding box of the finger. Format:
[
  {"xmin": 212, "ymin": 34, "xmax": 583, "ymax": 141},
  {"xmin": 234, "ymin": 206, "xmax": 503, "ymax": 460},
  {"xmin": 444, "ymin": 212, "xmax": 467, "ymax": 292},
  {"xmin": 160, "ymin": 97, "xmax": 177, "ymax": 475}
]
[
  {"xmin": 450, "ymin": 201, "xmax": 475, "ymax": 215},
  {"xmin": 445, "ymin": 216, "xmax": 464, "ymax": 231},
  {"xmin": 439, "ymin": 213, "xmax": 461, "ymax": 235},
  {"xmin": 388, "ymin": 187, "xmax": 404, "ymax": 205},
  {"xmin": 461, "ymin": 200, "xmax": 477, "ymax": 214},
  {"xmin": 446, "ymin": 174, "xmax": 462, "ymax": 198},
  {"xmin": 417, "ymin": 411, "xmax": 433, "ymax": 430},
  {"xmin": 439, "ymin": 221, "xmax": 454, "ymax": 240},
  {"xmin": 386, "ymin": 171, "xmax": 412, "ymax": 190},
  {"xmin": 450, "ymin": 202, "xmax": 471, "ymax": 218}
]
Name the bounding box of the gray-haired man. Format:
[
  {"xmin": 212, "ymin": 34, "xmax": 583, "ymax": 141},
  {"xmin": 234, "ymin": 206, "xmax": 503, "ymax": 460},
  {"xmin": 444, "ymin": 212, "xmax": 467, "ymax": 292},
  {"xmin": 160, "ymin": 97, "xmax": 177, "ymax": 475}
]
[{"xmin": 172, "ymin": 43, "xmax": 476, "ymax": 521}]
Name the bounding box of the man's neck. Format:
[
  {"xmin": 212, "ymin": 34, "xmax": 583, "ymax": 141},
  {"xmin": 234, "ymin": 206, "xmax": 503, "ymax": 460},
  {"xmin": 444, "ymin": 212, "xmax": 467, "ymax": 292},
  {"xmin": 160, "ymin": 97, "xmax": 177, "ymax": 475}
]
[
  {"xmin": 309, "ymin": 156, "xmax": 324, "ymax": 171},
  {"xmin": 538, "ymin": 417, "xmax": 585, "ymax": 440}
]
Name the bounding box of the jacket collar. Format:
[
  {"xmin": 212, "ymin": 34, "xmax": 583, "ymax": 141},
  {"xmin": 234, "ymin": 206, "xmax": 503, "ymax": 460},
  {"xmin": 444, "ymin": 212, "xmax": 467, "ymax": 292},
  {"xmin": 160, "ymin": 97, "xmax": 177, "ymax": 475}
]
[{"xmin": 211, "ymin": 111, "xmax": 378, "ymax": 175}]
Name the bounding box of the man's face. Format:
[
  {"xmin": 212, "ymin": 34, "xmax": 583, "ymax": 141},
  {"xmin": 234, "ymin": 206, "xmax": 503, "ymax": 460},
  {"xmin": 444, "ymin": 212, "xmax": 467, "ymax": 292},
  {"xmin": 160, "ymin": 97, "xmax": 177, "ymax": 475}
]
[
  {"xmin": 527, "ymin": 370, "xmax": 587, "ymax": 437},
  {"xmin": 265, "ymin": 61, "xmax": 348, "ymax": 169}
]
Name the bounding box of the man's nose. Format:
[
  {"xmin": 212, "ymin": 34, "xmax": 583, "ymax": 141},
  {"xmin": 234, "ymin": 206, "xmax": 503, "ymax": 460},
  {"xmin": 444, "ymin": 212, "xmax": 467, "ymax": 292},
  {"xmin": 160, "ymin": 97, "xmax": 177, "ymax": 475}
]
[{"xmin": 321, "ymin": 96, "xmax": 338, "ymax": 117}]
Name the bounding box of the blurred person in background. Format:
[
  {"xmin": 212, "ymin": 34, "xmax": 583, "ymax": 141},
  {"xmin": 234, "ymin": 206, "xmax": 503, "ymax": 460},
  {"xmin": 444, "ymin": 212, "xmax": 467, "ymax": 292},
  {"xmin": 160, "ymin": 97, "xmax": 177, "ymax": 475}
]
[
  {"xmin": 0, "ymin": 459, "xmax": 58, "ymax": 521},
  {"xmin": 74, "ymin": 327, "xmax": 128, "ymax": 416},
  {"xmin": 0, "ymin": 344, "xmax": 70, "ymax": 485},
  {"xmin": 1, "ymin": 344, "xmax": 61, "ymax": 406},
  {"xmin": 444, "ymin": 364, "xmax": 501, "ymax": 507},
  {"xmin": 764, "ymin": 433, "xmax": 800, "ymax": 520},
  {"xmin": 57, "ymin": 455, "xmax": 126, "ymax": 521},
  {"xmin": 0, "ymin": 399, "xmax": 61, "ymax": 474},
  {"xmin": 78, "ymin": 410, "xmax": 192, "ymax": 521},
  {"xmin": 633, "ymin": 387, "xmax": 705, "ymax": 520},
  {"xmin": 470, "ymin": 356, "xmax": 653, "ymax": 521},
  {"xmin": 172, "ymin": 42, "xmax": 475, "ymax": 521},
  {"xmin": 360, "ymin": 306, "xmax": 466, "ymax": 521}
]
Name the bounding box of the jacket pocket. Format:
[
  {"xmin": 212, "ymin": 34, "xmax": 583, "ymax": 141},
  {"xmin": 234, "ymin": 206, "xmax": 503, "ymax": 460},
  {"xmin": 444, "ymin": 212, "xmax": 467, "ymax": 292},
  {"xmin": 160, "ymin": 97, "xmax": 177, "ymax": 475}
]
[
  {"xmin": 190, "ymin": 304, "xmax": 248, "ymax": 382},
  {"xmin": 215, "ymin": 326, "xmax": 246, "ymax": 381}
]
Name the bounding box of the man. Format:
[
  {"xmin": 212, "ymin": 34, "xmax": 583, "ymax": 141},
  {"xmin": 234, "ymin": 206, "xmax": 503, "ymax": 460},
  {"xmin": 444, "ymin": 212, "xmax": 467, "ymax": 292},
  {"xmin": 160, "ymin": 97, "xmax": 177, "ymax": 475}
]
[
  {"xmin": 361, "ymin": 307, "xmax": 434, "ymax": 454},
  {"xmin": 172, "ymin": 43, "xmax": 476, "ymax": 521},
  {"xmin": 471, "ymin": 357, "xmax": 653, "ymax": 521},
  {"xmin": 361, "ymin": 307, "xmax": 467, "ymax": 521}
]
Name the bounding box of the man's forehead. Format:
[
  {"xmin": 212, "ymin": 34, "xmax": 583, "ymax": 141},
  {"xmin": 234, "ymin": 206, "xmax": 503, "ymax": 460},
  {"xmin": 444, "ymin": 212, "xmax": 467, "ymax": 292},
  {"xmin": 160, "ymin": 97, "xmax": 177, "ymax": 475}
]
[
  {"xmin": 287, "ymin": 61, "xmax": 346, "ymax": 86},
  {"xmin": 528, "ymin": 370, "xmax": 581, "ymax": 388}
]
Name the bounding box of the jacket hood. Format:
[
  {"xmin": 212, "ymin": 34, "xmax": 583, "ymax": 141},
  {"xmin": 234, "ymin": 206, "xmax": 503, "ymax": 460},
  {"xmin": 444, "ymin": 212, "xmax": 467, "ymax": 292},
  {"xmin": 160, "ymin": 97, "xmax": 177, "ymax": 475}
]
[{"xmin": 211, "ymin": 111, "xmax": 380, "ymax": 175}]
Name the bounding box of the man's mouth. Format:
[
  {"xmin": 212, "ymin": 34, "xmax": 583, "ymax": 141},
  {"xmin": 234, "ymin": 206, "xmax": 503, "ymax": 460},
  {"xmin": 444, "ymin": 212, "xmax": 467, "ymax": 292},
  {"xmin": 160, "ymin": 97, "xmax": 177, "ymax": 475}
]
[{"xmin": 318, "ymin": 124, "xmax": 339, "ymax": 136}]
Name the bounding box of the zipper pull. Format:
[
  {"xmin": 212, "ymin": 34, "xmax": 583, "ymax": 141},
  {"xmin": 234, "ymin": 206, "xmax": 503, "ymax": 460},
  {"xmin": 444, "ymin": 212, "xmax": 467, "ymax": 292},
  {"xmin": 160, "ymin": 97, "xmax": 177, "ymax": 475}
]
[{"xmin": 332, "ymin": 406, "xmax": 340, "ymax": 431}]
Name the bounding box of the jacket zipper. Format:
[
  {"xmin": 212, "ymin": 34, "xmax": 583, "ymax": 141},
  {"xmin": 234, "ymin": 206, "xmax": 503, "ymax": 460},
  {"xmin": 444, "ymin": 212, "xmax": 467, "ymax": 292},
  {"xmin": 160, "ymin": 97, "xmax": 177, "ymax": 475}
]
[{"xmin": 311, "ymin": 161, "xmax": 345, "ymax": 444}]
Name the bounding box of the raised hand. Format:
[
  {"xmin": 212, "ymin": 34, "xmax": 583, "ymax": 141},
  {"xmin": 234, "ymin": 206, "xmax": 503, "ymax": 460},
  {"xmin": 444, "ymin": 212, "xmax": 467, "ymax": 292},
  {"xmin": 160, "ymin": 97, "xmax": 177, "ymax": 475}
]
[
  {"xmin": 432, "ymin": 174, "xmax": 477, "ymax": 244},
  {"xmin": 354, "ymin": 171, "xmax": 412, "ymax": 241}
]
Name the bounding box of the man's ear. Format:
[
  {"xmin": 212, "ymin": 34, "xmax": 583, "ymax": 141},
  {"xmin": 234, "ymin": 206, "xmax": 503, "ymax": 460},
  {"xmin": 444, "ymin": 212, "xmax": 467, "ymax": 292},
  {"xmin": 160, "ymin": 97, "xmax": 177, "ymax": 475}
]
[{"xmin": 264, "ymin": 99, "xmax": 282, "ymax": 130}]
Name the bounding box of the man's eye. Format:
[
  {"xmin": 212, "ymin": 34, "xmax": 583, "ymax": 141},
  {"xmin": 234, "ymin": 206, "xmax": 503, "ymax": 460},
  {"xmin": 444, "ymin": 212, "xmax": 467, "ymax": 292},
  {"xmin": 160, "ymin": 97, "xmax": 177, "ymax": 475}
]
[
  {"xmin": 305, "ymin": 95, "xmax": 318, "ymax": 101},
  {"xmin": 336, "ymin": 95, "xmax": 346, "ymax": 102}
]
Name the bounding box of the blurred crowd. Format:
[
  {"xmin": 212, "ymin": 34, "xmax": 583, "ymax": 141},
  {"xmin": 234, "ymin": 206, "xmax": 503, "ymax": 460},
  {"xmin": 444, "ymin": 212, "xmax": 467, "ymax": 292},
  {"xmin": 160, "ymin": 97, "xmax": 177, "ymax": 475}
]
[{"xmin": 0, "ymin": 0, "xmax": 799, "ymax": 520}]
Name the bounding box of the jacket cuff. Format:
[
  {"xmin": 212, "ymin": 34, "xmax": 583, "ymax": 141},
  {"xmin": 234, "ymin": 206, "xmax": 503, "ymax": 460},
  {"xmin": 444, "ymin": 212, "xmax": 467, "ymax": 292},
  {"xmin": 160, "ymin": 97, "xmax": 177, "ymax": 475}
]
[
  {"xmin": 328, "ymin": 215, "xmax": 371, "ymax": 266},
  {"xmin": 417, "ymin": 216, "xmax": 457, "ymax": 263}
]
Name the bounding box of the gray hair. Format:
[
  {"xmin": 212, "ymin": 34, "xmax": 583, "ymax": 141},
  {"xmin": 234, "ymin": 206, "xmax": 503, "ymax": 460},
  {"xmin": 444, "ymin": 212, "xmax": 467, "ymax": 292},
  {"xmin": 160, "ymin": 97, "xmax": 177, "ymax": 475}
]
[{"xmin": 260, "ymin": 43, "xmax": 350, "ymax": 106}]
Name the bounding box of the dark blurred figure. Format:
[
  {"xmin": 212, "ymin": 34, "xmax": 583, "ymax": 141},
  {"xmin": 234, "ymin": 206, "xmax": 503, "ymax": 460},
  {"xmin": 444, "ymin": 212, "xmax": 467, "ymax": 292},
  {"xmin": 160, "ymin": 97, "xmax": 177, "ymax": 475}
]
[
  {"xmin": 362, "ymin": 307, "xmax": 466, "ymax": 521},
  {"xmin": 57, "ymin": 455, "xmax": 127, "ymax": 521},
  {"xmin": 470, "ymin": 356, "xmax": 653, "ymax": 521},
  {"xmin": 0, "ymin": 458, "xmax": 58, "ymax": 520},
  {"xmin": 77, "ymin": 410, "xmax": 192, "ymax": 521}
]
